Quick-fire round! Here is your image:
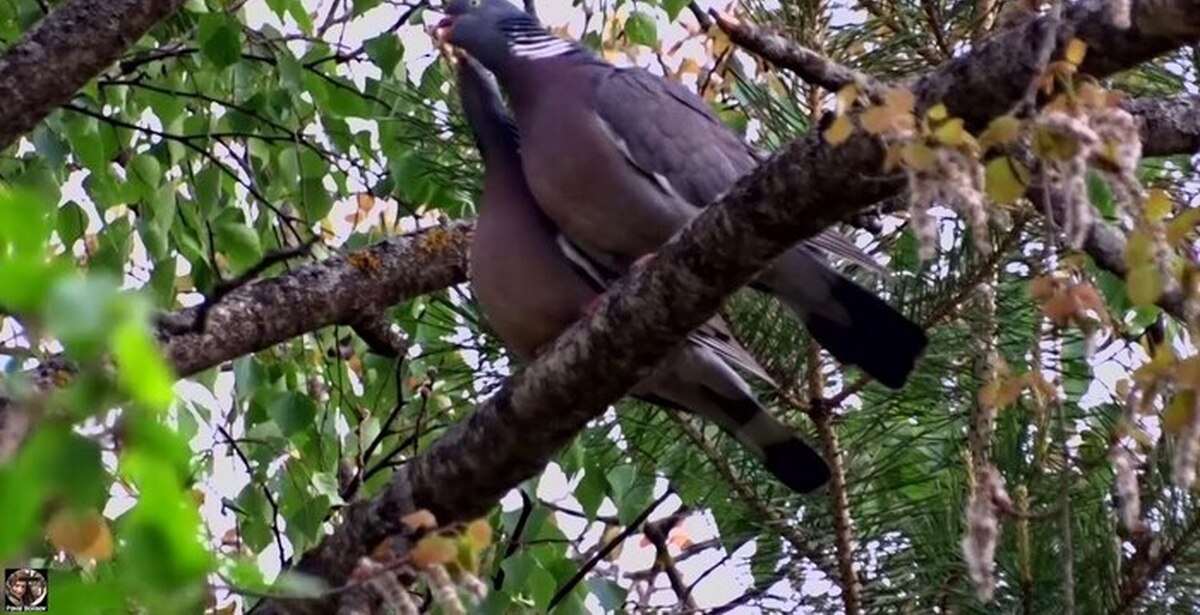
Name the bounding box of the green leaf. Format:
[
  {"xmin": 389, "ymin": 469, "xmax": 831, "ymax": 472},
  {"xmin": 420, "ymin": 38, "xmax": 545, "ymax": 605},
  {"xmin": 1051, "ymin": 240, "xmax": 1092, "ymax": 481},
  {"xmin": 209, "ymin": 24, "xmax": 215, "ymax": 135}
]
[
  {"xmin": 119, "ymin": 450, "xmax": 213, "ymax": 591},
  {"xmin": 58, "ymin": 201, "xmax": 88, "ymax": 248},
  {"xmin": 663, "ymin": 0, "xmax": 690, "ymax": 20},
  {"xmin": 288, "ymin": 0, "xmax": 315, "ymax": 34},
  {"xmin": 576, "ymin": 466, "xmax": 607, "ymax": 518},
  {"xmin": 193, "ymin": 166, "xmax": 223, "ymax": 215},
  {"xmin": 365, "ymin": 34, "xmax": 404, "ymax": 78},
  {"xmin": 625, "ymin": 10, "xmax": 658, "ymax": 47},
  {"xmin": 129, "ymin": 154, "xmax": 162, "ymax": 198},
  {"xmin": 111, "ymin": 318, "xmax": 177, "ymax": 413},
  {"xmin": 198, "ymin": 14, "xmax": 243, "ymax": 69},
  {"xmin": 0, "ymin": 467, "xmax": 40, "ymax": 558},
  {"xmin": 527, "ymin": 565, "xmax": 556, "ymax": 611},
  {"xmin": 65, "ymin": 116, "xmax": 109, "ymax": 172},
  {"xmin": 32, "ymin": 125, "xmax": 69, "ymax": 170},
  {"xmin": 44, "ymin": 275, "xmax": 120, "ymax": 359},
  {"xmin": 588, "ymin": 578, "xmax": 628, "ymax": 611},
  {"xmin": 617, "ymin": 479, "xmax": 654, "ymax": 525},
  {"xmin": 269, "ymin": 391, "xmax": 319, "ymax": 437},
  {"xmin": 311, "ymin": 471, "xmax": 345, "ymax": 506},
  {"xmin": 0, "ymin": 184, "xmax": 54, "ymax": 256},
  {"xmin": 299, "ymin": 177, "xmax": 334, "ymax": 220},
  {"xmin": 214, "ymin": 218, "xmax": 263, "ymax": 272},
  {"xmin": 1086, "ymin": 170, "xmax": 1116, "ymax": 219},
  {"xmin": 606, "ymin": 464, "xmax": 635, "ymax": 500}
]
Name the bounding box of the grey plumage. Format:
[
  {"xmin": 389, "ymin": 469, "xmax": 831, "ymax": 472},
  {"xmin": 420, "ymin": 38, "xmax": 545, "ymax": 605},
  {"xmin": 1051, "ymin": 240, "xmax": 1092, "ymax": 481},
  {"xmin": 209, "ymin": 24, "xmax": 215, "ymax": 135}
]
[
  {"xmin": 457, "ymin": 53, "xmax": 829, "ymax": 493},
  {"xmin": 439, "ymin": 0, "xmax": 928, "ymax": 389}
]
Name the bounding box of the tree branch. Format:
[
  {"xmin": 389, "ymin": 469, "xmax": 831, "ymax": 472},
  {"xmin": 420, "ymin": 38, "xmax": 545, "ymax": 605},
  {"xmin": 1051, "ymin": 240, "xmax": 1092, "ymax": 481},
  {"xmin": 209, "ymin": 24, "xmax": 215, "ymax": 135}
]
[
  {"xmin": 711, "ymin": 10, "xmax": 882, "ymax": 97},
  {"xmin": 245, "ymin": 4, "xmax": 1200, "ymax": 613},
  {"xmin": 161, "ymin": 222, "xmax": 470, "ymax": 377},
  {"xmin": 0, "ymin": 0, "xmax": 186, "ymax": 150}
]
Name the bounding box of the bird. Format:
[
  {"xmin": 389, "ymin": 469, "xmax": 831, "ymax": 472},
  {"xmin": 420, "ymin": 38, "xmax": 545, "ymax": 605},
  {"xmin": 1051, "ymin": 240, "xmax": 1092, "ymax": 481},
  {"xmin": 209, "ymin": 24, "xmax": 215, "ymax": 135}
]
[
  {"xmin": 455, "ymin": 51, "xmax": 831, "ymax": 493},
  {"xmin": 436, "ymin": 0, "xmax": 928, "ymax": 389}
]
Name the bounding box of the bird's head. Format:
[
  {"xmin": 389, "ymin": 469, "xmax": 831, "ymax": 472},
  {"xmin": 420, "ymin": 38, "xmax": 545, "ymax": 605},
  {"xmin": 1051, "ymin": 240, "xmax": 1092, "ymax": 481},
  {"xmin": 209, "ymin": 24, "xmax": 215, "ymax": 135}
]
[{"xmin": 435, "ymin": 0, "xmax": 551, "ymax": 71}]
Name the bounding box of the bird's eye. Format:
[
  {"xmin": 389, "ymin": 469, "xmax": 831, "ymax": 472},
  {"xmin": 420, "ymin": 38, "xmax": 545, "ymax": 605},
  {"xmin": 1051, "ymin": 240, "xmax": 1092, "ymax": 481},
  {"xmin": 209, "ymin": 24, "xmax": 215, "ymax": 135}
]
[{"xmin": 469, "ymin": 0, "xmax": 480, "ymax": 7}]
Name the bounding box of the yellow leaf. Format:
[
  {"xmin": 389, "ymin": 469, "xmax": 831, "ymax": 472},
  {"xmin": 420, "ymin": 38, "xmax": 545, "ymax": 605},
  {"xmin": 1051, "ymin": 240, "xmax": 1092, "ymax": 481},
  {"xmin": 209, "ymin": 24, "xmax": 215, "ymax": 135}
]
[
  {"xmin": 978, "ymin": 115, "xmax": 1023, "ymax": 151},
  {"xmin": 709, "ymin": 27, "xmax": 732, "ymax": 58},
  {"xmin": 411, "ymin": 535, "xmax": 457, "ymax": 567},
  {"xmin": 1032, "ymin": 126, "xmax": 1081, "ymax": 161},
  {"xmin": 356, "ymin": 192, "xmax": 376, "ymax": 213},
  {"xmin": 900, "ymin": 142, "xmax": 937, "ymax": 172},
  {"xmin": 926, "ymin": 104, "xmax": 949, "ymax": 121},
  {"xmin": 835, "ymin": 84, "xmax": 859, "ymax": 114},
  {"xmin": 677, "ymin": 57, "xmax": 701, "ymax": 76},
  {"xmin": 1028, "ymin": 274, "xmax": 1058, "ymax": 300},
  {"xmin": 823, "ymin": 115, "xmax": 854, "ymax": 145},
  {"xmin": 1043, "ymin": 291, "xmax": 1077, "ymax": 326},
  {"xmin": 401, "ymin": 510, "xmax": 438, "ymax": 531},
  {"xmin": 1179, "ymin": 356, "xmax": 1200, "ymax": 388},
  {"xmin": 601, "ymin": 524, "xmax": 625, "ymax": 562},
  {"xmin": 860, "ymin": 106, "xmax": 894, "ymax": 134},
  {"xmin": 883, "ymin": 143, "xmax": 905, "ymax": 172},
  {"xmin": 1065, "ymin": 38, "xmax": 1088, "ymax": 66},
  {"xmin": 985, "ymin": 156, "xmax": 1030, "ymax": 205},
  {"xmin": 1168, "ymin": 208, "xmax": 1200, "ymax": 245},
  {"xmin": 1124, "ymin": 230, "xmax": 1154, "ymax": 268},
  {"xmin": 934, "ymin": 118, "xmax": 968, "ymax": 146},
  {"xmin": 1164, "ymin": 391, "xmax": 1196, "ymax": 435},
  {"xmin": 1126, "ymin": 264, "xmax": 1164, "ymax": 307},
  {"xmin": 883, "ymin": 88, "xmax": 916, "ymax": 114},
  {"xmin": 466, "ymin": 519, "xmax": 492, "ymax": 551},
  {"xmin": 1077, "ymin": 82, "xmax": 1108, "ymax": 109},
  {"xmin": 46, "ymin": 509, "xmax": 113, "ymax": 562},
  {"xmin": 1145, "ymin": 189, "xmax": 1174, "ymax": 222}
]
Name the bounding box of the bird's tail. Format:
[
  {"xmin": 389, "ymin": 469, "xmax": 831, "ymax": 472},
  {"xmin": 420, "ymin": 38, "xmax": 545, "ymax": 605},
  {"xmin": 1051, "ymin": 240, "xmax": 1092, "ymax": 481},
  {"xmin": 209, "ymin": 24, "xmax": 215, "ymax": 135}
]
[
  {"xmin": 637, "ymin": 346, "xmax": 830, "ymax": 494},
  {"xmin": 755, "ymin": 247, "xmax": 928, "ymax": 389}
]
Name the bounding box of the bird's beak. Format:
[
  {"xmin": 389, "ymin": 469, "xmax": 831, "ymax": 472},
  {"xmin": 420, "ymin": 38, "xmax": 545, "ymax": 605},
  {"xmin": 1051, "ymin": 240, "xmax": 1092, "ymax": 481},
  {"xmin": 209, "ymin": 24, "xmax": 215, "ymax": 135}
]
[{"xmin": 433, "ymin": 15, "xmax": 454, "ymax": 44}]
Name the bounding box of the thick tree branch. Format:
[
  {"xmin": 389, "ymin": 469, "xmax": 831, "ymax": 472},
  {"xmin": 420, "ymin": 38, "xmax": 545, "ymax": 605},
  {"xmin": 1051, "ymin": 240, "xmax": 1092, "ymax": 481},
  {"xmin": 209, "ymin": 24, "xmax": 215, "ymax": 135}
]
[
  {"xmin": 1129, "ymin": 93, "xmax": 1200, "ymax": 157},
  {"xmin": 0, "ymin": 0, "xmax": 186, "ymax": 151},
  {"xmin": 160, "ymin": 222, "xmax": 470, "ymax": 377},
  {"xmin": 247, "ymin": 3, "xmax": 1200, "ymax": 613}
]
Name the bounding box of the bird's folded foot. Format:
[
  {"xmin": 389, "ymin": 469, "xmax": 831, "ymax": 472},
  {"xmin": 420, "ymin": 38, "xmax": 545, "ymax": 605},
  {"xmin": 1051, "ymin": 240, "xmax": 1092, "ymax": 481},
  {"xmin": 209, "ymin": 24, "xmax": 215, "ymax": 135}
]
[
  {"xmin": 583, "ymin": 295, "xmax": 604, "ymax": 318},
  {"xmin": 632, "ymin": 251, "xmax": 657, "ymax": 270}
]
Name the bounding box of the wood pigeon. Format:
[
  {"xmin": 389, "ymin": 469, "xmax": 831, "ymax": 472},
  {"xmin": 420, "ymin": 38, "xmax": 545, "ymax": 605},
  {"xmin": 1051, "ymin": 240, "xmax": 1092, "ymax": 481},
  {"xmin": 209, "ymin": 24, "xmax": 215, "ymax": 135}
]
[
  {"xmin": 456, "ymin": 52, "xmax": 830, "ymax": 493},
  {"xmin": 436, "ymin": 0, "xmax": 928, "ymax": 389}
]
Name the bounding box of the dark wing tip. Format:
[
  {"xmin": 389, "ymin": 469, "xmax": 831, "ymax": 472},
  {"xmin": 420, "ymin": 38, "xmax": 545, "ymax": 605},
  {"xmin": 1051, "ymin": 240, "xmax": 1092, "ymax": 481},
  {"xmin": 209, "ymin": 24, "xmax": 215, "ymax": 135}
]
[
  {"xmin": 804, "ymin": 276, "xmax": 929, "ymax": 390},
  {"xmin": 762, "ymin": 438, "xmax": 831, "ymax": 494}
]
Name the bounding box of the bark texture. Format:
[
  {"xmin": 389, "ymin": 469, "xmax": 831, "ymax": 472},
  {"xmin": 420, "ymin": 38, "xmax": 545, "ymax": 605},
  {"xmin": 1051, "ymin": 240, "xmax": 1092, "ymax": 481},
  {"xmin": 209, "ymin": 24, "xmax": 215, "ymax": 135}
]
[
  {"xmin": 162, "ymin": 222, "xmax": 471, "ymax": 377},
  {"xmin": 252, "ymin": 2, "xmax": 1200, "ymax": 612},
  {"xmin": 0, "ymin": 0, "xmax": 186, "ymax": 150}
]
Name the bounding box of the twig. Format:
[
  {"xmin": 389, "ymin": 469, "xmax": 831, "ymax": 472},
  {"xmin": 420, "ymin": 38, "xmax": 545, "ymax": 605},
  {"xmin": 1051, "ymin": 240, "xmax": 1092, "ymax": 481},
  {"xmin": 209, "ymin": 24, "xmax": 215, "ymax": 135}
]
[
  {"xmin": 642, "ymin": 508, "xmax": 697, "ymax": 610},
  {"xmin": 217, "ymin": 425, "xmax": 288, "ymax": 570},
  {"xmin": 1057, "ymin": 401, "xmax": 1075, "ymax": 614},
  {"xmin": 1115, "ymin": 512, "xmax": 1200, "ymax": 613},
  {"xmin": 492, "ymin": 489, "xmax": 533, "ymax": 590},
  {"xmin": 667, "ymin": 411, "xmax": 837, "ymax": 575},
  {"xmin": 809, "ymin": 347, "xmax": 862, "ymax": 615},
  {"xmin": 541, "ymin": 499, "xmax": 620, "ymax": 525},
  {"xmin": 711, "ymin": 10, "xmax": 883, "ymax": 98},
  {"xmin": 686, "ymin": 1, "xmax": 713, "ymax": 30},
  {"xmin": 351, "ymin": 314, "xmax": 410, "ymax": 358},
  {"xmin": 547, "ymin": 491, "xmax": 672, "ymax": 609}
]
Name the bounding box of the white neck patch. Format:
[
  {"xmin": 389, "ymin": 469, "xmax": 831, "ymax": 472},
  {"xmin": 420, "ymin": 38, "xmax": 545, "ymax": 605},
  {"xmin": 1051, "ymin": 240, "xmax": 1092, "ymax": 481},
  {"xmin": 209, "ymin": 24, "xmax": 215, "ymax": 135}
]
[{"xmin": 509, "ymin": 34, "xmax": 574, "ymax": 60}]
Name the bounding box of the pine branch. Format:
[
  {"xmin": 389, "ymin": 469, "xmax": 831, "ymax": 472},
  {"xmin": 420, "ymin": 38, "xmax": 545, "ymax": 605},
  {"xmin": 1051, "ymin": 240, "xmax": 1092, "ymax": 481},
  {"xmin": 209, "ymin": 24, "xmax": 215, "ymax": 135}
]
[{"xmin": 809, "ymin": 348, "xmax": 863, "ymax": 615}]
